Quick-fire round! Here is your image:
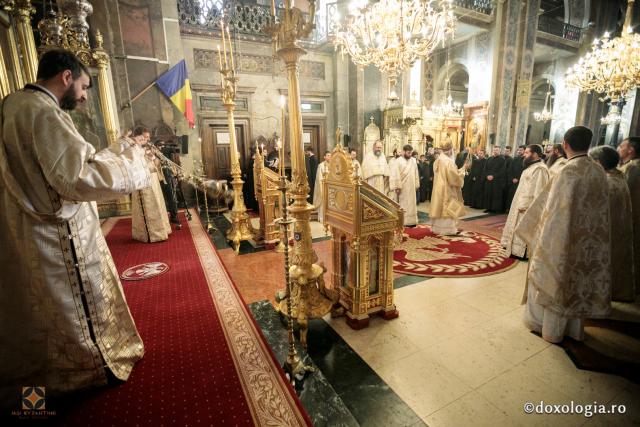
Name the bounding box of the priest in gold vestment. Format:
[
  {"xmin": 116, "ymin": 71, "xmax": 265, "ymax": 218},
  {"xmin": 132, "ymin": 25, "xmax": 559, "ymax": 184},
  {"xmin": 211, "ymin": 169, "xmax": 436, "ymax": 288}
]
[
  {"xmin": 516, "ymin": 127, "xmax": 611, "ymax": 343},
  {"xmin": 618, "ymin": 137, "xmax": 640, "ymax": 298},
  {"xmin": 590, "ymin": 145, "xmax": 635, "ymax": 302},
  {"xmin": 429, "ymin": 143, "xmax": 467, "ymax": 235},
  {"xmin": 128, "ymin": 126, "xmax": 171, "ymax": 243},
  {"xmin": 0, "ymin": 50, "xmax": 150, "ymax": 404},
  {"xmin": 501, "ymin": 145, "xmax": 549, "ymax": 258},
  {"xmin": 361, "ymin": 140, "xmax": 390, "ymax": 194},
  {"xmin": 390, "ymin": 144, "xmax": 420, "ymax": 226}
]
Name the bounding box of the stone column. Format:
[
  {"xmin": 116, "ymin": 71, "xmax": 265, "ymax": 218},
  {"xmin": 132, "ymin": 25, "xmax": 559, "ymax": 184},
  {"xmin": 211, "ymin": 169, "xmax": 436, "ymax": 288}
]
[
  {"xmin": 491, "ymin": 0, "xmax": 540, "ymax": 149},
  {"xmin": 511, "ymin": 0, "xmax": 541, "ymax": 147}
]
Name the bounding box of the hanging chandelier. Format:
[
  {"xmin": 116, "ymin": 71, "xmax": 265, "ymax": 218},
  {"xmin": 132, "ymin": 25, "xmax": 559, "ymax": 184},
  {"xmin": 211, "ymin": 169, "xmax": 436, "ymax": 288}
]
[
  {"xmin": 601, "ymin": 104, "xmax": 623, "ymax": 125},
  {"xmin": 333, "ymin": 0, "xmax": 456, "ymax": 101},
  {"xmin": 431, "ymin": 44, "xmax": 462, "ymax": 117},
  {"xmin": 533, "ymin": 81, "xmax": 554, "ymax": 122},
  {"xmin": 565, "ymin": 0, "xmax": 640, "ymax": 124}
]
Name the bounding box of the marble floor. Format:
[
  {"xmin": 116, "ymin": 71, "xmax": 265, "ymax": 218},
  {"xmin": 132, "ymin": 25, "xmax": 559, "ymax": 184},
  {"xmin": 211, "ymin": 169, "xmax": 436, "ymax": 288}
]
[
  {"xmin": 212, "ymin": 205, "xmax": 640, "ymax": 426},
  {"xmin": 325, "ymin": 262, "xmax": 640, "ymax": 427}
]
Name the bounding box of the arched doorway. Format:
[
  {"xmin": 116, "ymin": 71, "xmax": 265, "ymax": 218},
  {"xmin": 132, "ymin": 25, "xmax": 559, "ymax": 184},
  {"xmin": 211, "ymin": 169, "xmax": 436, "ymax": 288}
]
[{"xmin": 527, "ymin": 80, "xmax": 555, "ymax": 145}]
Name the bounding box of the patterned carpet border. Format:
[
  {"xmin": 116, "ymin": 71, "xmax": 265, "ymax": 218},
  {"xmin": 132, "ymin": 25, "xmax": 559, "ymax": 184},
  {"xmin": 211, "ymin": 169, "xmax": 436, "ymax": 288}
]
[
  {"xmin": 393, "ymin": 225, "xmax": 518, "ymax": 278},
  {"xmin": 187, "ymin": 209, "xmax": 311, "ymax": 427}
]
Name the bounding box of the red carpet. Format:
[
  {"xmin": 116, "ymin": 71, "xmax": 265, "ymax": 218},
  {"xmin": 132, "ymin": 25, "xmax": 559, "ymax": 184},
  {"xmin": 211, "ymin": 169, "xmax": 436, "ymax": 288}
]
[
  {"xmin": 393, "ymin": 225, "xmax": 517, "ymax": 277},
  {"xmin": 53, "ymin": 212, "xmax": 309, "ymax": 426}
]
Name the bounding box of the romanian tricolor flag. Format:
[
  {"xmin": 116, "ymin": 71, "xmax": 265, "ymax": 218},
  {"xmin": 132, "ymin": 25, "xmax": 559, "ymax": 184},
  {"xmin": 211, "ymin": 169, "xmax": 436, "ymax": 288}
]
[{"xmin": 156, "ymin": 60, "xmax": 195, "ymax": 128}]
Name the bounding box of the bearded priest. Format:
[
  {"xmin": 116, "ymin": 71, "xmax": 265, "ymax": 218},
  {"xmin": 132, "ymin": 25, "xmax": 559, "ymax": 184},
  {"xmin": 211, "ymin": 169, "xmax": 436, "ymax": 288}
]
[
  {"xmin": 361, "ymin": 140, "xmax": 390, "ymax": 194},
  {"xmin": 429, "ymin": 142, "xmax": 468, "ymax": 235},
  {"xmin": 390, "ymin": 144, "xmax": 421, "ymax": 226},
  {"xmin": 501, "ymin": 144, "xmax": 549, "ymax": 258},
  {"xmin": 0, "ymin": 50, "xmax": 150, "ymax": 404},
  {"xmin": 516, "ymin": 126, "xmax": 611, "ymax": 343}
]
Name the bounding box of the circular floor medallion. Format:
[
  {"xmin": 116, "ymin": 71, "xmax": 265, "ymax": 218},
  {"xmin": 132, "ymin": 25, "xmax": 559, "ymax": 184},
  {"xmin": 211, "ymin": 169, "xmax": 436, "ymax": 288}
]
[{"xmin": 120, "ymin": 262, "xmax": 170, "ymax": 281}]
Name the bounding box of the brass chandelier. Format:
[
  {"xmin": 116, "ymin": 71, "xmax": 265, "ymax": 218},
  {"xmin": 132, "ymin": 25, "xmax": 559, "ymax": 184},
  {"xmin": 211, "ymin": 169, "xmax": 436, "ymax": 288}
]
[
  {"xmin": 533, "ymin": 80, "xmax": 554, "ymax": 122},
  {"xmin": 431, "ymin": 43, "xmax": 462, "ymax": 117},
  {"xmin": 565, "ymin": 0, "xmax": 640, "ymax": 124},
  {"xmin": 333, "ymin": 0, "xmax": 456, "ymax": 100}
]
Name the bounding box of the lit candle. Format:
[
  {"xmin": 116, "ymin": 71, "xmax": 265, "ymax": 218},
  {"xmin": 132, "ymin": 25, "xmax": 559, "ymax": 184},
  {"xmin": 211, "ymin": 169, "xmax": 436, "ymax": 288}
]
[
  {"xmin": 226, "ymin": 25, "xmax": 235, "ymax": 71},
  {"xmin": 221, "ymin": 22, "xmax": 228, "ymax": 69},
  {"xmin": 217, "ymin": 45, "xmax": 223, "ymax": 69},
  {"xmin": 280, "ymin": 95, "xmax": 286, "ymax": 177},
  {"xmin": 261, "ymin": 143, "xmax": 264, "ymax": 154}
]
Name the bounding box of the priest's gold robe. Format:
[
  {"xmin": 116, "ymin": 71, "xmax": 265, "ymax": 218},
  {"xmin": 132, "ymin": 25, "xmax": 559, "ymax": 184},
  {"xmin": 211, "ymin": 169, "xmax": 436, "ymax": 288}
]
[
  {"xmin": 131, "ymin": 156, "xmax": 171, "ymax": 242},
  {"xmin": 501, "ymin": 161, "xmax": 549, "ymax": 257},
  {"xmin": 0, "ymin": 88, "xmax": 150, "ymax": 404},
  {"xmin": 361, "ymin": 152, "xmax": 390, "ymax": 194},
  {"xmin": 548, "ymin": 157, "xmax": 567, "ymax": 180},
  {"xmin": 516, "ymin": 155, "xmax": 611, "ymax": 343},
  {"xmin": 390, "ymin": 156, "xmax": 420, "ymax": 226},
  {"xmin": 313, "ymin": 161, "xmax": 329, "ymax": 223},
  {"xmin": 605, "ymin": 169, "xmax": 635, "ymax": 301},
  {"xmin": 620, "ymin": 158, "xmax": 640, "ymax": 296},
  {"xmin": 429, "ymin": 154, "xmax": 466, "ymax": 235}
]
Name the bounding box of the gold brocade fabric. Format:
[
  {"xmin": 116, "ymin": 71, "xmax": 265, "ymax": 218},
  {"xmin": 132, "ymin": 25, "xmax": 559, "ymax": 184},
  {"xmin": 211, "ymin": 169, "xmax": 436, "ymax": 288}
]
[
  {"xmin": 606, "ymin": 169, "xmax": 635, "ymax": 301},
  {"xmin": 0, "ymin": 88, "xmax": 150, "ymax": 403},
  {"xmin": 620, "ymin": 158, "xmax": 640, "ymax": 295},
  {"xmin": 132, "ymin": 168, "xmax": 171, "ymax": 243},
  {"xmin": 429, "ymin": 154, "xmax": 466, "ymax": 220},
  {"xmin": 516, "ymin": 156, "xmax": 611, "ymax": 318},
  {"xmin": 500, "ymin": 162, "xmax": 549, "ymax": 257}
]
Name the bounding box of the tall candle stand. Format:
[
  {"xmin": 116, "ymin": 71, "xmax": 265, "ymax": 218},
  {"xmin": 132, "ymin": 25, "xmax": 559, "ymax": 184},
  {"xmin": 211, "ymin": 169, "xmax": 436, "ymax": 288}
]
[
  {"xmin": 217, "ymin": 23, "xmax": 255, "ymax": 254},
  {"xmin": 275, "ymin": 174, "xmax": 315, "ymax": 387},
  {"xmin": 264, "ymin": 0, "xmax": 332, "ymax": 348}
]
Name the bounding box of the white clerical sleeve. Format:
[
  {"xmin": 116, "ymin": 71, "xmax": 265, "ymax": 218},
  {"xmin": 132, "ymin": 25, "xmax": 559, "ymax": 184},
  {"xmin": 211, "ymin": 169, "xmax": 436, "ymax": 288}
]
[
  {"xmin": 518, "ymin": 167, "xmax": 549, "ymax": 211},
  {"xmin": 413, "ymin": 160, "xmax": 420, "ymax": 188},
  {"xmin": 33, "ymin": 108, "xmax": 150, "ymax": 202},
  {"xmin": 389, "ymin": 161, "xmax": 401, "ymax": 191}
]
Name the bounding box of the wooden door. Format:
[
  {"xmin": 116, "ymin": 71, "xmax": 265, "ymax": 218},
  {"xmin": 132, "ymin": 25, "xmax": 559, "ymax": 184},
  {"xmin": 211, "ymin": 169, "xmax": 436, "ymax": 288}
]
[
  {"xmin": 302, "ymin": 125, "xmax": 320, "ymax": 156},
  {"xmin": 202, "ymin": 123, "xmax": 245, "ymax": 180}
]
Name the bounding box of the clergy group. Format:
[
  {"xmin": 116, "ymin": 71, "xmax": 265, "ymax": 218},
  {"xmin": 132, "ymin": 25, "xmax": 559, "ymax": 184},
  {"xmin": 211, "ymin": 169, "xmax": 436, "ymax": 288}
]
[{"xmin": 1, "ymin": 48, "xmax": 639, "ymax": 409}]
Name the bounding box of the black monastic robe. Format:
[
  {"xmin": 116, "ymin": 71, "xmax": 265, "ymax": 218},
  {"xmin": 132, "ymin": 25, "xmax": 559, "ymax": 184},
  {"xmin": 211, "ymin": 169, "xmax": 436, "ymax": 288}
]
[{"xmin": 482, "ymin": 154, "xmax": 507, "ymax": 212}]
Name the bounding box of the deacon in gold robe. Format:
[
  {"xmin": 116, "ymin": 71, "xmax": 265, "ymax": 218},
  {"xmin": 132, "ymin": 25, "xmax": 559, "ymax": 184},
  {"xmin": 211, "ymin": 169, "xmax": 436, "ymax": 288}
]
[
  {"xmin": 313, "ymin": 151, "xmax": 331, "ymax": 223},
  {"xmin": 501, "ymin": 144, "xmax": 549, "ymax": 258},
  {"xmin": 429, "ymin": 143, "xmax": 467, "ymax": 235},
  {"xmin": 390, "ymin": 144, "xmax": 420, "ymax": 226},
  {"xmin": 618, "ymin": 137, "xmax": 640, "ymax": 297},
  {"xmin": 128, "ymin": 127, "xmax": 171, "ymax": 243},
  {"xmin": 0, "ymin": 50, "xmax": 150, "ymax": 404},
  {"xmin": 590, "ymin": 145, "xmax": 635, "ymax": 302},
  {"xmin": 516, "ymin": 126, "xmax": 611, "ymax": 343},
  {"xmin": 361, "ymin": 140, "xmax": 390, "ymax": 194}
]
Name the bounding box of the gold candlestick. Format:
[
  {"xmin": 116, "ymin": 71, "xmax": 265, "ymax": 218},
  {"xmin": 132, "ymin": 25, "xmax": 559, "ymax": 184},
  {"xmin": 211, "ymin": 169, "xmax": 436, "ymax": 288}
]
[
  {"xmin": 220, "ymin": 29, "xmax": 254, "ymax": 254},
  {"xmin": 264, "ymin": 0, "xmax": 332, "ymax": 348}
]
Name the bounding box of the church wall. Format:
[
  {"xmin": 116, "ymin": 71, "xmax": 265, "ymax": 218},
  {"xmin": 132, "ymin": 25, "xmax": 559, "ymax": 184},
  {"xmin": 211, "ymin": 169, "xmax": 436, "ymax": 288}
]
[
  {"xmin": 182, "ymin": 36, "xmax": 336, "ymax": 171},
  {"xmin": 431, "ymin": 31, "xmax": 495, "ymax": 107},
  {"xmin": 532, "ymin": 58, "xmax": 580, "ymax": 143}
]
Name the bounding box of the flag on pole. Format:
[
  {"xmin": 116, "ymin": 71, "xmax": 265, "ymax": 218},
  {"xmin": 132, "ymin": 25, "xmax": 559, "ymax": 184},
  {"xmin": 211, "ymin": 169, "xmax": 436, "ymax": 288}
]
[{"xmin": 155, "ymin": 60, "xmax": 195, "ymax": 128}]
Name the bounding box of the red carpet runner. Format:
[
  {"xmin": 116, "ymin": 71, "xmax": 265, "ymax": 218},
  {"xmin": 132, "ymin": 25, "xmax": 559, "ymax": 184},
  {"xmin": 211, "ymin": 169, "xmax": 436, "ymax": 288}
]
[
  {"xmin": 394, "ymin": 224, "xmax": 517, "ymax": 277},
  {"xmin": 55, "ymin": 212, "xmax": 309, "ymax": 426}
]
